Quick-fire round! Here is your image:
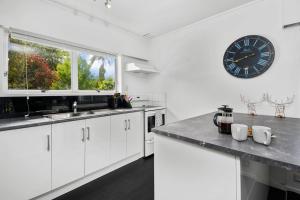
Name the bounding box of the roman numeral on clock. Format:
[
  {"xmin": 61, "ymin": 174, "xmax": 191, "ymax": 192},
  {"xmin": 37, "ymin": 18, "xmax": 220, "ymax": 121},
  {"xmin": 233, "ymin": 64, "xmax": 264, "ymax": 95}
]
[
  {"xmin": 244, "ymin": 68, "xmax": 249, "ymax": 75},
  {"xmin": 228, "ymin": 63, "xmax": 235, "ymax": 70},
  {"xmin": 244, "ymin": 38, "xmax": 250, "ymax": 46},
  {"xmin": 235, "ymin": 43, "xmax": 241, "ymax": 50},
  {"xmin": 253, "ymin": 66, "xmax": 260, "ymax": 73},
  {"xmin": 253, "ymin": 39, "xmax": 258, "ymax": 47},
  {"xmin": 257, "ymin": 59, "xmax": 268, "ymax": 67},
  {"xmin": 258, "ymin": 42, "xmax": 269, "ymax": 51},
  {"xmin": 234, "ymin": 67, "xmax": 241, "ymax": 75},
  {"xmin": 261, "ymin": 52, "xmax": 270, "ymax": 57}
]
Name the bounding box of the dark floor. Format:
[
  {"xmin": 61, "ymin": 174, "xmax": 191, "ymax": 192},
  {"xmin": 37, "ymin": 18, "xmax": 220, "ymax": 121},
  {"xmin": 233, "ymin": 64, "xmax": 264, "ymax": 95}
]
[{"xmin": 55, "ymin": 156, "xmax": 154, "ymax": 200}]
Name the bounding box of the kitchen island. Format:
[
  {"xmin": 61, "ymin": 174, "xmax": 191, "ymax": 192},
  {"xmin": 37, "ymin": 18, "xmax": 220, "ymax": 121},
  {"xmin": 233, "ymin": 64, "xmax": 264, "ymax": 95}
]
[{"xmin": 153, "ymin": 113, "xmax": 300, "ymax": 200}]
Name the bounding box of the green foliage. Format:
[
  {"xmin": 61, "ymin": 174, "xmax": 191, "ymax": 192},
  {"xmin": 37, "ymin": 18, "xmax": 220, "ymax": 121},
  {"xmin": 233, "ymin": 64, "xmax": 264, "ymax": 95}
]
[
  {"xmin": 8, "ymin": 37, "xmax": 115, "ymax": 91},
  {"xmin": 51, "ymin": 58, "xmax": 71, "ymax": 90},
  {"xmin": 78, "ymin": 55, "xmax": 115, "ymax": 91},
  {"xmin": 78, "ymin": 55, "xmax": 95, "ymax": 90},
  {"xmin": 97, "ymin": 77, "xmax": 115, "ymax": 90},
  {"xmin": 8, "ymin": 37, "xmax": 71, "ymax": 90},
  {"xmin": 8, "ymin": 50, "xmax": 26, "ymax": 89}
]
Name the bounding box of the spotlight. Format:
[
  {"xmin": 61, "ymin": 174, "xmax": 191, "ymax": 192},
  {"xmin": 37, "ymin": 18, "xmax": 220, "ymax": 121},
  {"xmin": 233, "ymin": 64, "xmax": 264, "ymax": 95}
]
[{"xmin": 105, "ymin": 0, "xmax": 112, "ymax": 8}]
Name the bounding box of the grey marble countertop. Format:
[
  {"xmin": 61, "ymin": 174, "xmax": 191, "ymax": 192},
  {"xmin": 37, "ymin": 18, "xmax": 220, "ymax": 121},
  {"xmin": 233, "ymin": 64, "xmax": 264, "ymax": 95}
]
[
  {"xmin": 153, "ymin": 112, "xmax": 300, "ymax": 171},
  {"xmin": 0, "ymin": 108, "xmax": 144, "ymax": 132}
]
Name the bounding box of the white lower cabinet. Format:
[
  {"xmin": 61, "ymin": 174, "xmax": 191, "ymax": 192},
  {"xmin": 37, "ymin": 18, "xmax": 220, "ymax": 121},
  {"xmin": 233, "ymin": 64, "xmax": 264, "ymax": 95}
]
[
  {"xmin": 52, "ymin": 120, "xmax": 86, "ymax": 189},
  {"xmin": 110, "ymin": 112, "xmax": 143, "ymax": 163},
  {"xmin": 126, "ymin": 112, "xmax": 143, "ymax": 157},
  {"xmin": 0, "ymin": 111, "xmax": 143, "ymax": 199},
  {"xmin": 85, "ymin": 116, "xmax": 111, "ymax": 175},
  {"xmin": 0, "ymin": 125, "xmax": 52, "ymax": 200},
  {"xmin": 110, "ymin": 113, "xmax": 127, "ymax": 163}
]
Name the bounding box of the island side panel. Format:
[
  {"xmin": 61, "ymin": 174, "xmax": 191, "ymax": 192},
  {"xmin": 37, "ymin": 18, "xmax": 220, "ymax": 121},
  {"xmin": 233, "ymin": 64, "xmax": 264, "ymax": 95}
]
[{"xmin": 154, "ymin": 134, "xmax": 238, "ymax": 200}]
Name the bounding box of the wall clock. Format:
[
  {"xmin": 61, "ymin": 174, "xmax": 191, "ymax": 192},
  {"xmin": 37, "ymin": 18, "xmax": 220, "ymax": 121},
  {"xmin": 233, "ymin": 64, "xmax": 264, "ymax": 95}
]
[{"xmin": 223, "ymin": 35, "xmax": 275, "ymax": 78}]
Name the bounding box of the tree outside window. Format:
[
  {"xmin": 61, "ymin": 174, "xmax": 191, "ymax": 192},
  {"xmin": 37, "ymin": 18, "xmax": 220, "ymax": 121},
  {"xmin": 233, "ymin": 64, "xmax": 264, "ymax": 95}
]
[{"xmin": 8, "ymin": 37, "xmax": 71, "ymax": 90}]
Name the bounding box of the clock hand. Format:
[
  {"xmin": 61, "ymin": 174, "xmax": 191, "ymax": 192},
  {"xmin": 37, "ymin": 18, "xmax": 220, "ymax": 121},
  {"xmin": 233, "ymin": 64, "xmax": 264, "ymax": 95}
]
[{"xmin": 233, "ymin": 53, "xmax": 255, "ymax": 63}]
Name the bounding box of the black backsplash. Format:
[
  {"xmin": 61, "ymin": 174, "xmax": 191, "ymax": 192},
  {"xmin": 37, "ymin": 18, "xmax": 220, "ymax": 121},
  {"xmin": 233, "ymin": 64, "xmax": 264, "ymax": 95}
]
[{"xmin": 0, "ymin": 95, "xmax": 112, "ymax": 119}]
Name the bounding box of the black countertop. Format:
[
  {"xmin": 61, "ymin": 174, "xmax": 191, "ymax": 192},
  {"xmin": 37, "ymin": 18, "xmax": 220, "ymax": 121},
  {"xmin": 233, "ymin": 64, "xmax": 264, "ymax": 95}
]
[
  {"xmin": 153, "ymin": 113, "xmax": 300, "ymax": 171},
  {"xmin": 0, "ymin": 108, "xmax": 144, "ymax": 132}
]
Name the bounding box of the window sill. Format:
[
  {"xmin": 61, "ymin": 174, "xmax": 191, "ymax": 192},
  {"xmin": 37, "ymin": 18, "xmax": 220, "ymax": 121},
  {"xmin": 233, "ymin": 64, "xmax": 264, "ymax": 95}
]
[{"xmin": 1, "ymin": 90, "xmax": 117, "ymax": 97}]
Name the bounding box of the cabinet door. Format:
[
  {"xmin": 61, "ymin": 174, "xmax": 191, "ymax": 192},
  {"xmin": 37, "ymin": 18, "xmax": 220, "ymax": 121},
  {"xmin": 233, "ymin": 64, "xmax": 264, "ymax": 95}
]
[
  {"xmin": 52, "ymin": 120, "xmax": 86, "ymax": 189},
  {"xmin": 0, "ymin": 125, "xmax": 51, "ymax": 200},
  {"xmin": 155, "ymin": 134, "xmax": 237, "ymax": 200},
  {"xmin": 127, "ymin": 112, "xmax": 143, "ymax": 157},
  {"xmin": 85, "ymin": 116, "xmax": 110, "ymax": 175},
  {"xmin": 110, "ymin": 114, "xmax": 127, "ymax": 163}
]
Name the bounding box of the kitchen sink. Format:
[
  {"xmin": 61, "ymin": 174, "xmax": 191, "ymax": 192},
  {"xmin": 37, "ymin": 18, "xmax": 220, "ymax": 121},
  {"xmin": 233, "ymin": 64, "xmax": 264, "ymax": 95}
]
[
  {"xmin": 45, "ymin": 111, "xmax": 95, "ymax": 120},
  {"xmin": 114, "ymin": 109, "xmax": 131, "ymax": 112}
]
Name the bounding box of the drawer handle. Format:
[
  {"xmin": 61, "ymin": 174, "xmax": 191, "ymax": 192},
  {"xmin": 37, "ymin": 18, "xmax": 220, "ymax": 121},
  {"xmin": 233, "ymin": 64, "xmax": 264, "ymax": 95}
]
[
  {"xmin": 128, "ymin": 119, "xmax": 131, "ymax": 130},
  {"xmin": 47, "ymin": 134, "xmax": 50, "ymax": 152},
  {"xmin": 86, "ymin": 127, "xmax": 90, "ymax": 141},
  {"xmin": 125, "ymin": 120, "xmax": 127, "ymax": 131},
  {"xmin": 82, "ymin": 128, "xmax": 85, "ymax": 142}
]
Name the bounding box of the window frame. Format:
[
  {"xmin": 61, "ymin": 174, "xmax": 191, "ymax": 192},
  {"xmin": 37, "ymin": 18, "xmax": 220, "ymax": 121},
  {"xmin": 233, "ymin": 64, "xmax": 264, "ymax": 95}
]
[
  {"xmin": 1, "ymin": 29, "xmax": 120, "ymax": 96},
  {"xmin": 75, "ymin": 49, "xmax": 118, "ymax": 94}
]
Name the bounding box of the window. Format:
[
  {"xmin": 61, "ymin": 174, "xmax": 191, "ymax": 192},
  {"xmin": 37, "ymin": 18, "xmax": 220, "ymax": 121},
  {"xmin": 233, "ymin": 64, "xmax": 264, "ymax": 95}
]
[
  {"xmin": 3, "ymin": 30, "xmax": 119, "ymax": 95},
  {"xmin": 8, "ymin": 36, "xmax": 71, "ymax": 90},
  {"xmin": 78, "ymin": 52, "xmax": 116, "ymax": 91}
]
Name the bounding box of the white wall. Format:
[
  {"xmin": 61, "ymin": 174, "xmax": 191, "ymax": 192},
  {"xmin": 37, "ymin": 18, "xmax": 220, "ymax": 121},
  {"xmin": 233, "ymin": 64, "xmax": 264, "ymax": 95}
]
[
  {"xmin": 149, "ymin": 0, "xmax": 300, "ymax": 122},
  {"xmin": 1, "ymin": 0, "xmax": 299, "ymax": 121},
  {"xmin": 0, "ymin": 0, "xmax": 149, "ymax": 60}
]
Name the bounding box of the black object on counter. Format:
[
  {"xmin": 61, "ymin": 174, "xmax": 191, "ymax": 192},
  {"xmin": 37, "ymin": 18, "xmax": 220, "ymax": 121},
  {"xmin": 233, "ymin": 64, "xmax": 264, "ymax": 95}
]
[
  {"xmin": 213, "ymin": 105, "xmax": 233, "ymax": 134},
  {"xmin": 108, "ymin": 94, "xmax": 132, "ymax": 109}
]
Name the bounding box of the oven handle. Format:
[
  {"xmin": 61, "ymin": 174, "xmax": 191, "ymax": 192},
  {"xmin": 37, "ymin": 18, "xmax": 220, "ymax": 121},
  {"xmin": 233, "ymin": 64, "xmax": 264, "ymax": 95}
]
[
  {"xmin": 145, "ymin": 139, "xmax": 154, "ymax": 144},
  {"xmin": 145, "ymin": 111, "xmax": 156, "ymax": 117}
]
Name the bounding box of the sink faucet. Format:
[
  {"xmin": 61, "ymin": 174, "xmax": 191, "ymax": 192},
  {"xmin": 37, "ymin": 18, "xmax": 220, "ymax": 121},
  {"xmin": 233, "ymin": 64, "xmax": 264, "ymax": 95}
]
[{"xmin": 73, "ymin": 101, "xmax": 77, "ymax": 114}]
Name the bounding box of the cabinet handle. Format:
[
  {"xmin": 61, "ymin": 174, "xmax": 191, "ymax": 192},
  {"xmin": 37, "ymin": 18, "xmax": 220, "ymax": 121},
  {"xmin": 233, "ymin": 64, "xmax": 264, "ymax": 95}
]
[
  {"xmin": 82, "ymin": 128, "xmax": 85, "ymax": 142},
  {"xmin": 47, "ymin": 134, "xmax": 50, "ymax": 152},
  {"xmin": 125, "ymin": 120, "xmax": 127, "ymax": 131},
  {"xmin": 86, "ymin": 127, "xmax": 90, "ymax": 141},
  {"xmin": 128, "ymin": 119, "xmax": 131, "ymax": 130}
]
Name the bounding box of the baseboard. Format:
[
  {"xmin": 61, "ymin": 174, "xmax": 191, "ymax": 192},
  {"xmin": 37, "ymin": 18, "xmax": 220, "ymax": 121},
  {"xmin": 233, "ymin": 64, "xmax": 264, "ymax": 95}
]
[{"xmin": 33, "ymin": 153, "xmax": 142, "ymax": 200}]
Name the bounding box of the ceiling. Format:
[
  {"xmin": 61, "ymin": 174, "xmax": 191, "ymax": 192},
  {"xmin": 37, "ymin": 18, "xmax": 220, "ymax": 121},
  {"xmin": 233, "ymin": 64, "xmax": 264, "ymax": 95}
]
[{"xmin": 50, "ymin": 0, "xmax": 255, "ymax": 38}]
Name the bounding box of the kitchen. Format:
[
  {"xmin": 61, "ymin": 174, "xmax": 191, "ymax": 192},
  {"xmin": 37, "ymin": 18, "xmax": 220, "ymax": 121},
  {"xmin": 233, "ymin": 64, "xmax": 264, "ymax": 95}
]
[{"xmin": 0, "ymin": 0, "xmax": 300, "ymax": 200}]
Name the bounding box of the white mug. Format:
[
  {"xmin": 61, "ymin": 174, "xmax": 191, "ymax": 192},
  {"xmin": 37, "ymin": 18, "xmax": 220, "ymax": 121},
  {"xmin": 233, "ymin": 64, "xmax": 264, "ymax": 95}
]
[
  {"xmin": 252, "ymin": 126, "xmax": 272, "ymax": 145},
  {"xmin": 231, "ymin": 124, "xmax": 248, "ymax": 141}
]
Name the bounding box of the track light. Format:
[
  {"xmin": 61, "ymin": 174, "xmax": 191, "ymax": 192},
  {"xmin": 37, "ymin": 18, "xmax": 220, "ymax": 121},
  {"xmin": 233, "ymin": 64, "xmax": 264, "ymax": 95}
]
[{"xmin": 105, "ymin": 0, "xmax": 112, "ymax": 8}]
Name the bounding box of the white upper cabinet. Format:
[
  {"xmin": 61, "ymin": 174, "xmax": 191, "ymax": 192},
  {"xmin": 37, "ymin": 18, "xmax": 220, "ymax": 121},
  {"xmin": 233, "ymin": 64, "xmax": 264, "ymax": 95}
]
[
  {"xmin": 282, "ymin": 0, "xmax": 300, "ymax": 27},
  {"xmin": 0, "ymin": 126, "xmax": 52, "ymax": 200},
  {"xmin": 126, "ymin": 112, "xmax": 143, "ymax": 157},
  {"xmin": 52, "ymin": 120, "xmax": 86, "ymax": 189},
  {"xmin": 110, "ymin": 113, "xmax": 128, "ymax": 163},
  {"xmin": 85, "ymin": 116, "xmax": 111, "ymax": 175}
]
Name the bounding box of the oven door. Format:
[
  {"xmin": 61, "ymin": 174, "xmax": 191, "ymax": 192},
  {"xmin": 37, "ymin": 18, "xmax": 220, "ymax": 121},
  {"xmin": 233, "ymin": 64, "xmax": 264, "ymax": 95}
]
[{"xmin": 145, "ymin": 111, "xmax": 156, "ymax": 157}]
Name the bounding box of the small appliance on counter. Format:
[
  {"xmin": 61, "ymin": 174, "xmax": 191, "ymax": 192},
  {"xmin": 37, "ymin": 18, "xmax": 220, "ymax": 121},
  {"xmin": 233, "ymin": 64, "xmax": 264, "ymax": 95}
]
[
  {"xmin": 213, "ymin": 105, "xmax": 233, "ymax": 134},
  {"xmin": 108, "ymin": 93, "xmax": 132, "ymax": 109}
]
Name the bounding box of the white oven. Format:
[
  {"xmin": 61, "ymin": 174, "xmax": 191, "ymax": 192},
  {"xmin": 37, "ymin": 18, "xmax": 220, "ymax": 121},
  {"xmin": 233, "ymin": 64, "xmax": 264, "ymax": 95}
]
[{"xmin": 144, "ymin": 107, "xmax": 166, "ymax": 157}]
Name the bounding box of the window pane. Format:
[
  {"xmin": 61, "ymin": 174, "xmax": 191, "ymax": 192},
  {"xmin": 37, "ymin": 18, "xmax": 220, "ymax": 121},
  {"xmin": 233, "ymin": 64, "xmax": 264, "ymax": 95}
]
[
  {"xmin": 78, "ymin": 52, "xmax": 116, "ymax": 91},
  {"xmin": 8, "ymin": 37, "xmax": 71, "ymax": 90}
]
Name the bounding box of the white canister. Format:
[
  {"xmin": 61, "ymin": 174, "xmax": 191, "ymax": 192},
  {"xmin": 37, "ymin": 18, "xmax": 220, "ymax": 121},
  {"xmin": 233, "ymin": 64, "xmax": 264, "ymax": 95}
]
[
  {"xmin": 252, "ymin": 126, "xmax": 272, "ymax": 145},
  {"xmin": 231, "ymin": 124, "xmax": 248, "ymax": 141}
]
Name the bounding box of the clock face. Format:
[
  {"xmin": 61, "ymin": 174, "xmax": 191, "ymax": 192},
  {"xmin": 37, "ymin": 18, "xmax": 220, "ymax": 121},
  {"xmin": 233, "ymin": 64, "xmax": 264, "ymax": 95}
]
[{"xmin": 223, "ymin": 35, "xmax": 275, "ymax": 78}]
